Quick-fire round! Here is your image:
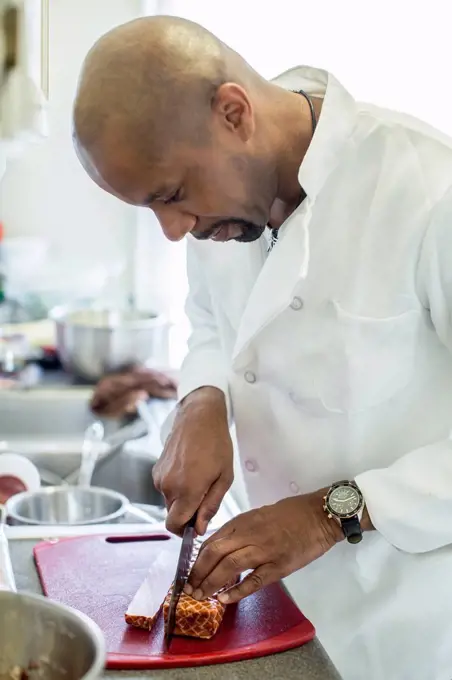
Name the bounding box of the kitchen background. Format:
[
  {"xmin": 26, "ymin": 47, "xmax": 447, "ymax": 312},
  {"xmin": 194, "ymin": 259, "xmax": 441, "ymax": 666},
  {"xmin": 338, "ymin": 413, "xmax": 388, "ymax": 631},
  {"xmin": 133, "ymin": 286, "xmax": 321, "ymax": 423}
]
[
  {"xmin": 0, "ymin": 7, "xmax": 451, "ymax": 676},
  {"xmin": 1, "ymin": 0, "xmax": 451, "ymax": 368},
  {"xmin": 0, "ymin": 0, "xmax": 451, "ymax": 521},
  {"xmin": 2, "ymin": 9, "xmax": 451, "ymax": 674}
]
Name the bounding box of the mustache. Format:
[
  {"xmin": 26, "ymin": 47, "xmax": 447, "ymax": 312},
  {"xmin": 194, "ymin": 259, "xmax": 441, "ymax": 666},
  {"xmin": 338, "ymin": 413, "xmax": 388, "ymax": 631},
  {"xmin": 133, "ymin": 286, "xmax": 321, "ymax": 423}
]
[{"xmin": 192, "ymin": 218, "xmax": 266, "ymax": 243}]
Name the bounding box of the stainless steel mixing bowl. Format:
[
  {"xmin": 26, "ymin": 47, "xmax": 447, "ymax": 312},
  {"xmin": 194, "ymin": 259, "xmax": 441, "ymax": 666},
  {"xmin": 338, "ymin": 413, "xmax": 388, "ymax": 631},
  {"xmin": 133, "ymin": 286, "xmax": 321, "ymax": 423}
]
[
  {"xmin": 0, "ymin": 589, "xmax": 105, "ymax": 680},
  {"xmin": 5, "ymin": 486, "xmax": 129, "ymax": 526},
  {"xmin": 51, "ymin": 306, "xmax": 171, "ymax": 382}
]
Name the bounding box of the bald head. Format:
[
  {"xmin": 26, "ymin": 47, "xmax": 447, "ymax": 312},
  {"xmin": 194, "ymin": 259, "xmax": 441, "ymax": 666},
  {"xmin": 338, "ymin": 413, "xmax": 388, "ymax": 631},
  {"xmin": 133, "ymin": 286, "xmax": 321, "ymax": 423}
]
[
  {"xmin": 73, "ymin": 16, "xmax": 309, "ymax": 244},
  {"xmin": 73, "ymin": 16, "xmax": 259, "ymax": 165}
]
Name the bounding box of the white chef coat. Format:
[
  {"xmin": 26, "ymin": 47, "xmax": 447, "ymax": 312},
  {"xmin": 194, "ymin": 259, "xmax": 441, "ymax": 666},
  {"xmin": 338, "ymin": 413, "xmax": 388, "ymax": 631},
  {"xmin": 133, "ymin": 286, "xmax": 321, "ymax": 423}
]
[{"xmin": 162, "ymin": 66, "xmax": 452, "ymax": 680}]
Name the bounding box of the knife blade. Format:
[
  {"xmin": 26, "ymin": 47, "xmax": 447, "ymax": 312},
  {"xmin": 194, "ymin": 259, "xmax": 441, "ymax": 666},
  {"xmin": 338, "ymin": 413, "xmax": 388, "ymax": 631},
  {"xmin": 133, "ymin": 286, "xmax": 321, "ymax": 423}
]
[{"xmin": 165, "ymin": 511, "xmax": 198, "ymax": 650}]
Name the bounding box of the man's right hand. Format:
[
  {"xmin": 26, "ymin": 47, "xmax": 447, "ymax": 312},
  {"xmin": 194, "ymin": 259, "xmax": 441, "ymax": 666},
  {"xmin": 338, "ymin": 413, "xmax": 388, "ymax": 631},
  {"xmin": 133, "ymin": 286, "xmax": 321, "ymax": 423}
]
[{"xmin": 152, "ymin": 387, "xmax": 234, "ymax": 537}]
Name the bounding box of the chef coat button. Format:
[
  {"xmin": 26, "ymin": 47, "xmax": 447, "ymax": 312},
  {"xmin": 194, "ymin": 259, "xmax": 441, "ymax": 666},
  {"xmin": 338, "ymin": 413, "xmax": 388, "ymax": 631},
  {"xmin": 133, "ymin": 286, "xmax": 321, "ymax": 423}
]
[
  {"xmin": 290, "ymin": 296, "xmax": 304, "ymax": 311},
  {"xmin": 290, "ymin": 481, "xmax": 300, "ymax": 494},
  {"xmin": 244, "ymin": 371, "xmax": 256, "ymax": 384},
  {"xmin": 245, "ymin": 459, "xmax": 258, "ymax": 472}
]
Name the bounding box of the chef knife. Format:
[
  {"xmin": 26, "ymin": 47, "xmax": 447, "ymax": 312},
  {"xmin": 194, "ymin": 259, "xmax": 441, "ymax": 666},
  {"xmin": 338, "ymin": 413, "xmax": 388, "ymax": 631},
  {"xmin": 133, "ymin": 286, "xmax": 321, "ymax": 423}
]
[{"xmin": 165, "ymin": 510, "xmax": 198, "ymax": 650}]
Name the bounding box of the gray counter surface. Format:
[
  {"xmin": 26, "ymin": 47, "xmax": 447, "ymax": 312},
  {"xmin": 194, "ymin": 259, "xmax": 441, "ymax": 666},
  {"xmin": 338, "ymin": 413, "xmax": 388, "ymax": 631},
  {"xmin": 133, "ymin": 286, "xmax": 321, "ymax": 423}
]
[{"xmin": 10, "ymin": 539, "xmax": 341, "ymax": 679}]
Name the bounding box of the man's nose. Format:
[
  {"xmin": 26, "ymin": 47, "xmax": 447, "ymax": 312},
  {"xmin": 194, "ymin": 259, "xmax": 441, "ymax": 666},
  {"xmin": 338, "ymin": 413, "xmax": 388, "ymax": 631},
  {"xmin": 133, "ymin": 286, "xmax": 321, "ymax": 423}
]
[{"xmin": 153, "ymin": 206, "xmax": 196, "ymax": 242}]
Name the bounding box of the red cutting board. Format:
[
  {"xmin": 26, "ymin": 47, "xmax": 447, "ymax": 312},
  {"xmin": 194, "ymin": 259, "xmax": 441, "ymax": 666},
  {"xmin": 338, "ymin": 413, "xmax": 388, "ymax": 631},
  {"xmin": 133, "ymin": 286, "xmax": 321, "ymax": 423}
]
[{"xmin": 33, "ymin": 532, "xmax": 315, "ymax": 669}]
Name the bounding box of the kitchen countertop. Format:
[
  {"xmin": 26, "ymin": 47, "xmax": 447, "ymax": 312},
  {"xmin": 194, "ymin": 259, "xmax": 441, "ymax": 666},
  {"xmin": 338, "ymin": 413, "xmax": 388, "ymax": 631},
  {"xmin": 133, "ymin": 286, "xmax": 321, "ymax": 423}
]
[{"xmin": 10, "ymin": 539, "xmax": 341, "ymax": 680}]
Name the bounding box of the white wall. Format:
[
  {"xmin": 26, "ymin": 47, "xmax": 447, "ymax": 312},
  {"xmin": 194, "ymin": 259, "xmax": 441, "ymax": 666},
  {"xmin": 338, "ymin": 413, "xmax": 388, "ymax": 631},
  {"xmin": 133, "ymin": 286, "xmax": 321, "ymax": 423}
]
[
  {"xmin": 147, "ymin": 0, "xmax": 452, "ymax": 133},
  {"xmin": 0, "ymin": 0, "xmax": 142, "ymax": 304}
]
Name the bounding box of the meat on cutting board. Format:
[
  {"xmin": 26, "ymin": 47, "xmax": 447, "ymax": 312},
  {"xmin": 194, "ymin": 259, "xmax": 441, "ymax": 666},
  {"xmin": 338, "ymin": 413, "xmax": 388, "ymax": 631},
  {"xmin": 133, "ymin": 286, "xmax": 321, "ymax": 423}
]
[
  {"xmin": 161, "ymin": 587, "xmax": 227, "ymax": 640},
  {"xmin": 126, "ymin": 537, "xmax": 231, "ymax": 640}
]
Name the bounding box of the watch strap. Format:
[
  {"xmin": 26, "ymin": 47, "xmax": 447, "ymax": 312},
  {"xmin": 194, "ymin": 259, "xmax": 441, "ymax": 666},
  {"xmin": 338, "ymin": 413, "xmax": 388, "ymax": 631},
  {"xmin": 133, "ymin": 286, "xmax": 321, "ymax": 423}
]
[{"xmin": 341, "ymin": 516, "xmax": 363, "ymax": 544}]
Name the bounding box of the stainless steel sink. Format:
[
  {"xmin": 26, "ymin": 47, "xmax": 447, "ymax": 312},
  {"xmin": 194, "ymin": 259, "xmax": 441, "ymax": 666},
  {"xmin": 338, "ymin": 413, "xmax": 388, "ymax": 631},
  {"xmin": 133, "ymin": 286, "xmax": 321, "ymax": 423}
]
[{"xmin": 0, "ymin": 386, "xmax": 172, "ymax": 509}]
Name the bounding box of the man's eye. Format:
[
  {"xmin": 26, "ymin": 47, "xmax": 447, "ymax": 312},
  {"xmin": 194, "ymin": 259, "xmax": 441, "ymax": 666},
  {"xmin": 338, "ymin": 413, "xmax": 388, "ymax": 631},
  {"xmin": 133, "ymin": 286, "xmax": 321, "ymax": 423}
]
[{"xmin": 163, "ymin": 190, "xmax": 182, "ymax": 205}]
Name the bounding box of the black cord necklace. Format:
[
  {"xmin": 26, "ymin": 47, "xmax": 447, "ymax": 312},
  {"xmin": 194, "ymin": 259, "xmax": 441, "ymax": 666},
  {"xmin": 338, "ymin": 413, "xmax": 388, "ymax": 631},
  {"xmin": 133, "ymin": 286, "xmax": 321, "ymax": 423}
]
[{"xmin": 268, "ymin": 89, "xmax": 318, "ymax": 251}]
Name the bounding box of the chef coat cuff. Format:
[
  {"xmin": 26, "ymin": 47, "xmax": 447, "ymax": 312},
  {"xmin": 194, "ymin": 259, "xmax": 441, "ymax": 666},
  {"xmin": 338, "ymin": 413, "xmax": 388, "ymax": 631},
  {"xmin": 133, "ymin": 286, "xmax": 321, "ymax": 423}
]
[
  {"xmin": 355, "ymin": 451, "xmax": 452, "ymax": 554},
  {"xmin": 160, "ymin": 353, "xmax": 232, "ymax": 445}
]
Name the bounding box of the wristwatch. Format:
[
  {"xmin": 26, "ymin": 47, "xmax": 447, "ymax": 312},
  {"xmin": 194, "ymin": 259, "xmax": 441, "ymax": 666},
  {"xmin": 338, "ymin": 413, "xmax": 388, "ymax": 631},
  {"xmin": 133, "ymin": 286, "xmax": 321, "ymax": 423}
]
[{"xmin": 323, "ymin": 480, "xmax": 365, "ymax": 544}]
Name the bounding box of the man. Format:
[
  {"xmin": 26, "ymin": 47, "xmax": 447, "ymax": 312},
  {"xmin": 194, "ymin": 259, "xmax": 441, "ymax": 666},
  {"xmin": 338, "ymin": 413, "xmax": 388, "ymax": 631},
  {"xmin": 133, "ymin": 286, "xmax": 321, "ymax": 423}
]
[{"xmin": 74, "ymin": 16, "xmax": 452, "ymax": 680}]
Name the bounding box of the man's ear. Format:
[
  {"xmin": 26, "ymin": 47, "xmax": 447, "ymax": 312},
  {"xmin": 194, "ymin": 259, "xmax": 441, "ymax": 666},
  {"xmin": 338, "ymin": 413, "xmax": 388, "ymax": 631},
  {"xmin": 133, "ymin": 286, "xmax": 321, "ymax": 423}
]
[{"xmin": 212, "ymin": 82, "xmax": 254, "ymax": 141}]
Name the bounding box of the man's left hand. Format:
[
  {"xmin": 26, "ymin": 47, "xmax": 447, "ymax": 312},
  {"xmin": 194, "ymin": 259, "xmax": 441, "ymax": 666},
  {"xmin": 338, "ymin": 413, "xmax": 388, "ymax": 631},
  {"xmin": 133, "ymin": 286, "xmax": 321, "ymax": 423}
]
[{"xmin": 185, "ymin": 489, "xmax": 343, "ymax": 605}]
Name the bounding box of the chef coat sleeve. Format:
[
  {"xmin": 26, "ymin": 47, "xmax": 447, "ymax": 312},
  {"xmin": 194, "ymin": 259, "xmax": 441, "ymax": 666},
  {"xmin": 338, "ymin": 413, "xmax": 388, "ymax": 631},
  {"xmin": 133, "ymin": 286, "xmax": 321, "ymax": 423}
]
[
  {"xmin": 160, "ymin": 238, "xmax": 231, "ymax": 444},
  {"xmin": 355, "ymin": 186, "xmax": 452, "ymax": 554}
]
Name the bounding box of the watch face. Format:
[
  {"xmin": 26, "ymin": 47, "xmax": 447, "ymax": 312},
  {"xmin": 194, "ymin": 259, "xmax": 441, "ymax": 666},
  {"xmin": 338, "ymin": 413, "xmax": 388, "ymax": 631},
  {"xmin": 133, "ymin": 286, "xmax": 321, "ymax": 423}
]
[{"xmin": 327, "ymin": 484, "xmax": 362, "ymax": 518}]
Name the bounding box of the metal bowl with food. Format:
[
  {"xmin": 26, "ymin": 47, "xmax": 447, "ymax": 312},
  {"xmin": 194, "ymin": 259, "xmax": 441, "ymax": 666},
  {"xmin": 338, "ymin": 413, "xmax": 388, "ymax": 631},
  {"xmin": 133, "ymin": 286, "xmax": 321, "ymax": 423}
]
[
  {"xmin": 51, "ymin": 306, "xmax": 171, "ymax": 382},
  {"xmin": 0, "ymin": 590, "xmax": 105, "ymax": 680}
]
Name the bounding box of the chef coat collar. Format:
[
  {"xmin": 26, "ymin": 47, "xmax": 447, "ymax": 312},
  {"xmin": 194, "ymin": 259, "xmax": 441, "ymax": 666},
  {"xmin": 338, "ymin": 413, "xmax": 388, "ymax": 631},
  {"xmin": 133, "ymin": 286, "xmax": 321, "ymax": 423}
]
[{"xmin": 272, "ymin": 66, "xmax": 357, "ymax": 202}]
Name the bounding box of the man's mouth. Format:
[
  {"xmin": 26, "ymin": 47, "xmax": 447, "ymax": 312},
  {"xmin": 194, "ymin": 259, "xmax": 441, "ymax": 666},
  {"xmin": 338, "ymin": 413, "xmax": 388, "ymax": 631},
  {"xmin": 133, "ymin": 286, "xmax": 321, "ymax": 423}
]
[
  {"xmin": 192, "ymin": 219, "xmax": 266, "ymax": 243},
  {"xmin": 211, "ymin": 225, "xmax": 235, "ymax": 242},
  {"xmin": 210, "ymin": 225, "xmax": 226, "ymax": 241}
]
